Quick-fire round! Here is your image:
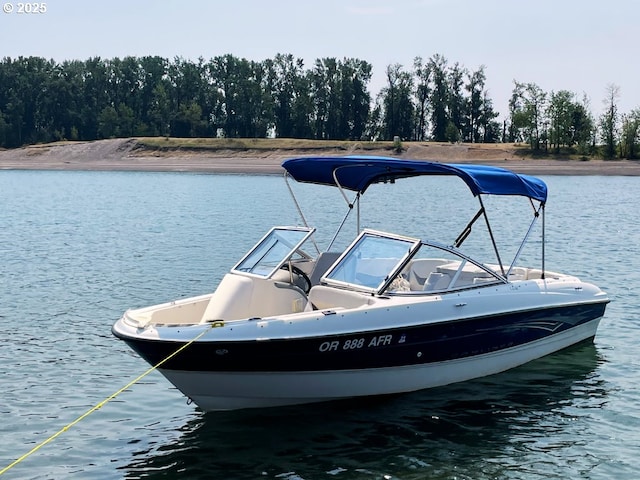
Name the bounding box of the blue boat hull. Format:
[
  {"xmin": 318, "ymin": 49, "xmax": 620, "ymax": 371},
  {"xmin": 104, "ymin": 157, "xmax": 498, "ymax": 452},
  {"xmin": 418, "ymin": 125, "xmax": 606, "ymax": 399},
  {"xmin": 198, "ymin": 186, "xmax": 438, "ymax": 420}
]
[{"xmin": 114, "ymin": 302, "xmax": 607, "ymax": 374}]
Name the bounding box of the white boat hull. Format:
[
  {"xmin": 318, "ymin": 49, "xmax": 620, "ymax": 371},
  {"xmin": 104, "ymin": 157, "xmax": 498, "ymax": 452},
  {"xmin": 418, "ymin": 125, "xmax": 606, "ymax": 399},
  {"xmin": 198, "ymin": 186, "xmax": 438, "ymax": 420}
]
[{"xmin": 159, "ymin": 318, "xmax": 601, "ymax": 411}]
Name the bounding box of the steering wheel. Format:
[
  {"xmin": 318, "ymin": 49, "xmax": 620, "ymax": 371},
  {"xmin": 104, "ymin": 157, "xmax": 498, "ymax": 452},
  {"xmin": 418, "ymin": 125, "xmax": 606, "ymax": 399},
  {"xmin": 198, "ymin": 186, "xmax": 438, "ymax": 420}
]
[{"xmin": 280, "ymin": 264, "xmax": 312, "ymax": 294}]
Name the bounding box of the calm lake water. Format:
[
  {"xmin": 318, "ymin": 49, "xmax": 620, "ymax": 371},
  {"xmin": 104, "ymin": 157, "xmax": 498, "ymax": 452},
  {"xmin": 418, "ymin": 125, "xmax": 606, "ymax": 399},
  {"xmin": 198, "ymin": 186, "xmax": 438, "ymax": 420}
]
[{"xmin": 1, "ymin": 170, "xmax": 639, "ymax": 479}]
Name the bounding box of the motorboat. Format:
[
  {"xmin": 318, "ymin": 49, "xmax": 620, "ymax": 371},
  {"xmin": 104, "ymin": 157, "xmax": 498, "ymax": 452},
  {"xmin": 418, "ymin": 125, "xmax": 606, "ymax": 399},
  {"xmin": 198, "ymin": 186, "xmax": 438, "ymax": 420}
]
[{"xmin": 112, "ymin": 156, "xmax": 609, "ymax": 411}]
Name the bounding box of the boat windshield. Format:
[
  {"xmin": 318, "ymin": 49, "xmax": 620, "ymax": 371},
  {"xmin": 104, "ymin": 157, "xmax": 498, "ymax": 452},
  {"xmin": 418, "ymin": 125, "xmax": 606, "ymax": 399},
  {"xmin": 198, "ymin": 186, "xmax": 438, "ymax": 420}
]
[
  {"xmin": 322, "ymin": 230, "xmax": 420, "ymax": 292},
  {"xmin": 232, "ymin": 226, "xmax": 315, "ymax": 278},
  {"xmin": 385, "ymin": 241, "xmax": 505, "ymax": 294}
]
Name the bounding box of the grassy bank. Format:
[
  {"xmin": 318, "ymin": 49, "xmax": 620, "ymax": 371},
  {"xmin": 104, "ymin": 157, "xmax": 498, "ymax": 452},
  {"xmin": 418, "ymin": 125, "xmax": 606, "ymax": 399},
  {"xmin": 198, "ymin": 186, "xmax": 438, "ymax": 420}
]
[{"xmin": 135, "ymin": 137, "xmax": 398, "ymax": 153}]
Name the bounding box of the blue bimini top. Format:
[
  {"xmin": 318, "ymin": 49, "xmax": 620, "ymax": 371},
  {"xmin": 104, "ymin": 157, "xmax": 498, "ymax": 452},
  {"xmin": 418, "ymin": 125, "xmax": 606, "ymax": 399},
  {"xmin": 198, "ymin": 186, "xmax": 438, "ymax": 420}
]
[{"xmin": 282, "ymin": 156, "xmax": 548, "ymax": 203}]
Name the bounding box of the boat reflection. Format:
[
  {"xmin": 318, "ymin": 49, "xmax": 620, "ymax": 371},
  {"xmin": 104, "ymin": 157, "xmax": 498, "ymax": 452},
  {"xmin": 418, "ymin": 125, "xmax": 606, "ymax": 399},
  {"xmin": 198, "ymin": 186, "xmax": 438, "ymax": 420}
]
[{"xmin": 121, "ymin": 342, "xmax": 607, "ymax": 480}]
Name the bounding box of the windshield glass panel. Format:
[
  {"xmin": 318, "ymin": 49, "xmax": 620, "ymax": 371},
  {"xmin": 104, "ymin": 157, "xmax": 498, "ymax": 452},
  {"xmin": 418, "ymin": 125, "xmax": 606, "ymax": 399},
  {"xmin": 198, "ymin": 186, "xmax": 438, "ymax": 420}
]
[
  {"xmin": 233, "ymin": 227, "xmax": 314, "ymax": 277},
  {"xmin": 323, "ymin": 231, "xmax": 418, "ymax": 291},
  {"xmin": 386, "ymin": 242, "xmax": 502, "ymax": 293}
]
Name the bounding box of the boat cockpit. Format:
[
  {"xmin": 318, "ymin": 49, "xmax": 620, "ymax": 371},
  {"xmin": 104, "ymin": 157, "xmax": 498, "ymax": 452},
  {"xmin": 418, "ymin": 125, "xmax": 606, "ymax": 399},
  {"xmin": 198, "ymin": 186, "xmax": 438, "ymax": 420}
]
[
  {"xmin": 123, "ymin": 225, "xmax": 550, "ymax": 328},
  {"xmin": 201, "ymin": 227, "xmax": 518, "ymax": 321}
]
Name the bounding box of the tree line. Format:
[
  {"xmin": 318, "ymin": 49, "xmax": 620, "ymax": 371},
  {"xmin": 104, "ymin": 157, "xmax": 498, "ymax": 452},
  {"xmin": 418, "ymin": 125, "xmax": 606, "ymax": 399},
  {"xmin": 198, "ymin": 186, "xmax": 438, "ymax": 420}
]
[
  {"xmin": 0, "ymin": 54, "xmax": 638, "ymax": 158},
  {"xmin": 506, "ymin": 82, "xmax": 640, "ymax": 159}
]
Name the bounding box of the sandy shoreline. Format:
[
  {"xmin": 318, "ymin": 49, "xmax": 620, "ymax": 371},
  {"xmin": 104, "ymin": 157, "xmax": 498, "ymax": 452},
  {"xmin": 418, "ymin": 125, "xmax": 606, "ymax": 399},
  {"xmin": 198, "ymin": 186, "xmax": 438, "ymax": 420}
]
[{"xmin": 1, "ymin": 138, "xmax": 640, "ymax": 176}]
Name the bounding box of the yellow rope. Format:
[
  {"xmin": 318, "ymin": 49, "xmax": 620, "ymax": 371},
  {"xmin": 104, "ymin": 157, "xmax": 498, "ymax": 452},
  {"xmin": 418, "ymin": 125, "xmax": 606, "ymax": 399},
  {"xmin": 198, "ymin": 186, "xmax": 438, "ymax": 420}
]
[{"xmin": 0, "ymin": 324, "xmax": 213, "ymax": 476}]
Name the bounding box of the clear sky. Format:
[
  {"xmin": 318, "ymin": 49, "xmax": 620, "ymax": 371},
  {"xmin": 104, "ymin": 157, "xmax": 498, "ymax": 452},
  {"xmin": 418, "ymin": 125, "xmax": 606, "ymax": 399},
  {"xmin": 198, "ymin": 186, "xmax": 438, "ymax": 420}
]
[{"xmin": 1, "ymin": 0, "xmax": 638, "ymax": 121}]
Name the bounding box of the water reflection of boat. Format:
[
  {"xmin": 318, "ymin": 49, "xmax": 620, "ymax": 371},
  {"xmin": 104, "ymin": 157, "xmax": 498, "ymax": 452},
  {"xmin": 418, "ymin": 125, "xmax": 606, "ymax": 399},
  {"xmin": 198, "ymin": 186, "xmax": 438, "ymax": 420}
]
[
  {"xmin": 121, "ymin": 342, "xmax": 605, "ymax": 479},
  {"xmin": 112, "ymin": 156, "xmax": 609, "ymax": 411}
]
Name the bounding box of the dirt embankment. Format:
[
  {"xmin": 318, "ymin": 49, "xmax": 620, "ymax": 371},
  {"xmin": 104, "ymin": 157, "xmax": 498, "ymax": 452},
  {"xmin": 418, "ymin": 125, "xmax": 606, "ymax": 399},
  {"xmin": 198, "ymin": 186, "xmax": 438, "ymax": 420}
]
[{"xmin": 1, "ymin": 138, "xmax": 639, "ymax": 175}]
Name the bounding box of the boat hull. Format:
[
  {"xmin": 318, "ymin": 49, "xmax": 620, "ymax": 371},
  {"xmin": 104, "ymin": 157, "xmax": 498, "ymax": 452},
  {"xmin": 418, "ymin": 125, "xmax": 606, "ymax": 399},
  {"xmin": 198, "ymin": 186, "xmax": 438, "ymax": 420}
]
[
  {"xmin": 160, "ymin": 318, "xmax": 601, "ymax": 411},
  {"xmin": 113, "ymin": 300, "xmax": 607, "ymax": 411}
]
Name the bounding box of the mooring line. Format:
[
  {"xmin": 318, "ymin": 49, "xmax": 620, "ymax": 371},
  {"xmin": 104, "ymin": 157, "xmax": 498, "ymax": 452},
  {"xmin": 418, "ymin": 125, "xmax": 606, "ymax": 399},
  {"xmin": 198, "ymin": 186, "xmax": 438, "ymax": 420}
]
[{"xmin": 0, "ymin": 324, "xmax": 214, "ymax": 476}]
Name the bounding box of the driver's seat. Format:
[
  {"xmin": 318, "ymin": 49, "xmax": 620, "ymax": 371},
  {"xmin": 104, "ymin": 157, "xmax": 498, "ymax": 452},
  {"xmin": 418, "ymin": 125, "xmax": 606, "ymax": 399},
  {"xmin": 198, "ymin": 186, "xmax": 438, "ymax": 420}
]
[{"xmin": 308, "ymin": 251, "xmax": 342, "ymax": 286}]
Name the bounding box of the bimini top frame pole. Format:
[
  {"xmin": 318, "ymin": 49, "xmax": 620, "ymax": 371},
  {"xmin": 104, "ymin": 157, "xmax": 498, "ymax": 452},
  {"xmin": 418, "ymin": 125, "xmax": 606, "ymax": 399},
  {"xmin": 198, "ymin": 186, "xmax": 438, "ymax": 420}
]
[
  {"xmin": 326, "ymin": 193, "xmax": 359, "ymax": 252},
  {"xmin": 452, "ymin": 195, "xmax": 545, "ymax": 279},
  {"xmin": 477, "ymin": 194, "xmax": 505, "ymax": 276},
  {"xmin": 284, "ymin": 172, "xmax": 321, "ymax": 255},
  {"xmin": 508, "ymin": 200, "xmax": 544, "ymax": 278},
  {"xmin": 284, "ymin": 170, "xmax": 360, "ymax": 253},
  {"xmin": 332, "ymin": 164, "xmax": 364, "ymax": 232}
]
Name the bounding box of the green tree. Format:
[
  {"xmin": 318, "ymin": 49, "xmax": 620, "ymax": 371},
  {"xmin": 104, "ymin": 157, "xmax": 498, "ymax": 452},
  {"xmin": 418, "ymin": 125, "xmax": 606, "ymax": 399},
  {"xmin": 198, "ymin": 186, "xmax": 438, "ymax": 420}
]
[
  {"xmin": 619, "ymin": 108, "xmax": 640, "ymax": 159},
  {"xmin": 308, "ymin": 57, "xmax": 371, "ymax": 140},
  {"xmin": 545, "ymin": 90, "xmax": 595, "ymax": 155},
  {"xmin": 269, "ymin": 53, "xmax": 297, "ymax": 138},
  {"xmin": 365, "ymin": 95, "xmax": 384, "ymax": 140},
  {"xmin": 445, "ymin": 121, "xmax": 460, "ymax": 143},
  {"xmin": 547, "ymin": 90, "xmax": 574, "ymax": 152},
  {"xmin": 509, "ymin": 81, "xmax": 546, "ymax": 150},
  {"xmin": 380, "ymin": 63, "xmax": 414, "ymax": 141},
  {"xmin": 0, "ymin": 57, "xmax": 54, "ymax": 145},
  {"xmin": 81, "ymin": 57, "xmax": 110, "ymax": 140},
  {"xmin": 2, "ymin": 89, "xmax": 25, "ymax": 147},
  {"xmin": 148, "ymin": 83, "xmax": 171, "ymax": 136},
  {"xmin": 428, "ymin": 54, "xmax": 449, "ymax": 142},
  {"xmin": 0, "ymin": 108, "xmax": 9, "ymax": 146},
  {"xmin": 138, "ymin": 56, "xmax": 170, "ymax": 135},
  {"xmin": 117, "ymin": 103, "xmax": 135, "ymax": 137},
  {"xmin": 53, "ymin": 60, "xmax": 84, "ymax": 140},
  {"xmin": 173, "ymin": 102, "xmax": 204, "ymax": 137},
  {"xmin": 507, "ymin": 81, "xmax": 526, "ymax": 142},
  {"xmin": 310, "ymin": 58, "xmax": 341, "ymax": 139},
  {"xmin": 208, "ymin": 55, "xmax": 271, "ymax": 138},
  {"xmin": 599, "ymin": 83, "xmax": 620, "ymax": 159},
  {"xmin": 98, "ymin": 105, "xmax": 119, "ymax": 138},
  {"xmin": 447, "ymin": 62, "xmax": 466, "ymax": 142},
  {"xmin": 108, "ymin": 57, "xmax": 142, "ymax": 123},
  {"xmin": 244, "ymin": 59, "xmax": 273, "ymax": 137},
  {"xmin": 524, "ymin": 83, "xmax": 546, "ymax": 151},
  {"xmin": 290, "ymin": 71, "xmax": 314, "ymax": 139},
  {"xmin": 464, "ymin": 66, "xmax": 486, "ymax": 143},
  {"xmin": 268, "ymin": 53, "xmax": 313, "ymax": 138},
  {"xmin": 477, "ymin": 92, "xmax": 500, "ymax": 143},
  {"xmin": 169, "ymin": 57, "xmax": 210, "ymax": 137},
  {"xmin": 413, "ymin": 56, "xmax": 431, "ymax": 141},
  {"xmin": 340, "ymin": 58, "xmax": 371, "ymax": 140},
  {"xmin": 571, "ymin": 95, "xmax": 595, "ymax": 156}
]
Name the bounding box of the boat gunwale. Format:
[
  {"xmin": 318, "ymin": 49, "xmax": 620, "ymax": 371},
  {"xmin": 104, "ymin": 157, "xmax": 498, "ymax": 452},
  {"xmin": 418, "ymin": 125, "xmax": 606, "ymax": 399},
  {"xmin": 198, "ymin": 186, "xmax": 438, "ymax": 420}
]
[{"xmin": 114, "ymin": 293, "xmax": 610, "ymax": 341}]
